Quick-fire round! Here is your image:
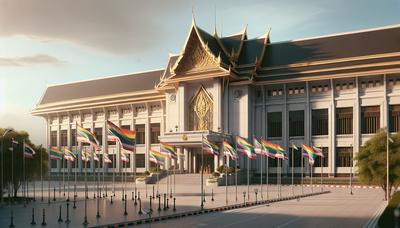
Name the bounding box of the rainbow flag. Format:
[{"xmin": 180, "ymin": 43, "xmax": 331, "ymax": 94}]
[
  {"xmin": 24, "ymin": 143, "xmax": 36, "ymax": 159},
  {"xmin": 93, "ymin": 152, "xmax": 100, "ymax": 162},
  {"xmin": 63, "ymin": 147, "xmax": 76, "ymax": 162},
  {"xmin": 223, "ymin": 140, "xmax": 238, "ymax": 160},
  {"xmin": 253, "ymin": 138, "xmax": 263, "ymax": 155},
  {"xmin": 107, "ymin": 121, "xmax": 136, "ymax": 151},
  {"xmin": 49, "ymin": 147, "xmax": 63, "ymax": 160},
  {"xmin": 81, "ymin": 148, "xmax": 92, "ymax": 162},
  {"xmin": 262, "ymin": 139, "xmax": 286, "ymax": 159},
  {"xmin": 121, "ymin": 151, "xmax": 130, "ymax": 163},
  {"xmin": 77, "ymin": 125, "xmax": 100, "ymax": 149},
  {"xmin": 160, "ymin": 142, "xmax": 177, "ymax": 160},
  {"xmin": 202, "ymin": 138, "xmax": 219, "ymax": 156},
  {"xmin": 149, "ymin": 149, "xmax": 165, "ymax": 165},
  {"xmin": 104, "ymin": 154, "xmax": 112, "ymax": 163},
  {"xmin": 312, "ymin": 146, "xmax": 325, "ymax": 157},
  {"xmin": 302, "ymin": 144, "xmax": 316, "ymax": 166},
  {"xmin": 236, "ymin": 136, "xmax": 256, "ymax": 159}
]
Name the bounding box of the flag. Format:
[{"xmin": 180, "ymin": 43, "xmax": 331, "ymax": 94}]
[
  {"xmin": 24, "ymin": 143, "xmax": 36, "ymax": 159},
  {"xmin": 77, "ymin": 125, "xmax": 100, "ymax": 149},
  {"xmin": 202, "ymin": 137, "xmax": 219, "ymax": 156},
  {"xmin": 292, "ymin": 144, "xmax": 299, "ymax": 150},
  {"xmin": 121, "ymin": 151, "xmax": 130, "ymax": 163},
  {"xmin": 149, "ymin": 149, "xmax": 165, "ymax": 165},
  {"xmin": 223, "ymin": 140, "xmax": 238, "ymax": 160},
  {"xmin": 160, "ymin": 142, "xmax": 177, "ymax": 160},
  {"xmin": 302, "ymin": 144, "xmax": 316, "ymax": 166},
  {"xmin": 81, "ymin": 148, "xmax": 92, "ymax": 162},
  {"xmin": 236, "ymin": 136, "xmax": 256, "ymax": 159},
  {"xmin": 106, "ymin": 121, "xmax": 136, "ymax": 151},
  {"xmin": 254, "ymin": 138, "xmax": 263, "ymax": 155},
  {"xmin": 261, "ymin": 139, "xmax": 280, "ymax": 158},
  {"xmin": 93, "ymin": 153, "xmax": 100, "ymax": 162},
  {"xmin": 312, "ymin": 146, "xmax": 324, "ymax": 157},
  {"xmin": 63, "ymin": 147, "xmax": 76, "ymax": 162},
  {"xmin": 49, "ymin": 147, "xmax": 63, "ymax": 160},
  {"xmin": 104, "ymin": 154, "xmax": 112, "ymax": 164}
]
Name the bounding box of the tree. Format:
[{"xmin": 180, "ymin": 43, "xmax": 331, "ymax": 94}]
[
  {"xmin": 0, "ymin": 128, "xmax": 48, "ymax": 198},
  {"xmin": 355, "ymin": 129, "xmax": 400, "ymax": 200}
]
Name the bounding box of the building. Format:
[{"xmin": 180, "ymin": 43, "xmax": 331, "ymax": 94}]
[{"xmin": 32, "ymin": 20, "xmax": 400, "ymax": 177}]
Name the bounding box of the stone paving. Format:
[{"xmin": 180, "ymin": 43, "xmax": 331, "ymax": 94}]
[{"xmin": 0, "ymin": 177, "xmax": 325, "ymax": 228}]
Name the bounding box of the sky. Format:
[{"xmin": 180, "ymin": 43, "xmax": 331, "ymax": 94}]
[{"xmin": 0, "ymin": 0, "xmax": 399, "ymax": 145}]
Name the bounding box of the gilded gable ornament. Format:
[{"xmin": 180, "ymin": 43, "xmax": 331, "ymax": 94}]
[{"xmin": 189, "ymin": 85, "xmax": 213, "ymax": 131}]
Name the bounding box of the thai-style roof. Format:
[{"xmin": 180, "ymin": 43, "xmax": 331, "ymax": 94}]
[{"xmin": 37, "ymin": 69, "xmax": 164, "ymax": 106}]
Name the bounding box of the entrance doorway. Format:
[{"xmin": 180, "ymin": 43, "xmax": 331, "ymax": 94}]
[{"xmin": 193, "ymin": 148, "xmax": 214, "ymax": 174}]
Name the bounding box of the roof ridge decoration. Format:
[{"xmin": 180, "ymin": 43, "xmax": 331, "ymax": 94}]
[
  {"xmin": 170, "ymin": 20, "xmax": 229, "ymax": 76},
  {"xmin": 257, "ymin": 28, "xmax": 272, "ymax": 68}
]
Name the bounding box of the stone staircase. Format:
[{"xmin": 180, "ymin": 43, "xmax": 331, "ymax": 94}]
[{"xmin": 159, "ymin": 173, "xmax": 204, "ymax": 185}]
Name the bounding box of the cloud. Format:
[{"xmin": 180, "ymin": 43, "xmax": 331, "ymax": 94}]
[
  {"xmin": 0, "ymin": 54, "xmax": 65, "ymax": 67},
  {"xmin": 0, "ymin": 0, "xmax": 189, "ymax": 55}
]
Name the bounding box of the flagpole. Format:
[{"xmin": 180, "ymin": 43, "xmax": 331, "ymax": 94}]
[
  {"xmin": 74, "ymin": 122, "xmax": 77, "ymax": 198},
  {"xmin": 48, "ymin": 147, "xmax": 51, "ymax": 204},
  {"xmin": 321, "ymin": 156, "xmax": 323, "ymax": 192},
  {"xmin": 201, "ymin": 135, "xmax": 204, "ymax": 210},
  {"xmin": 225, "ymin": 155, "xmax": 228, "ymax": 205},
  {"xmin": 291, "ymin": 147, "xmax": 294, "ymax": 197},
  {"xmin": 311, "ymin": 163, "xmax": 313, "ymax": 193},
  {"xmin": 266, "ymin": 154, "xmax": 269, "ymax": 201},
  {"xmin": 301, "ymin": 148, "xmax": 304, "ymax": 195},
  {"xmin": 260, "ymin": 153, "xmax": 263, "ymax": 201},
  {"xmin": 247, "ymin": 156, "xmax": 250, "ymax": 201},
  {"xmin": 23, "ymin": 139, "xmax": 26, "ymax": 201},
  {"xmin": 11, "ymin": 139, "xmax": 14, "ymax": 201},
  {"xmin": 62, "ymin": 149, "xmax": 65, "ymax": 198},
  {"xmin": 40, "ymin": 145, "xmax": 43, "ymax": 201},
  {"xmin": 234, "ymin": 141, "xmax": 238, "ymax": 203},
  {"xmin": 67, "ymin": 158, "xmax": 70, "ymax": 201},
  {"xmin": 277, "ymin": 157, "xmax": 279, "ymax": 199},
  {"xmin": 59, "ymin": 149, "xmax": 61, "ymax": 197},
  {"xmin": 157, "ymin": 164, "xmax": 159, "ymax": 196},
  {"xmin": 83, "ymin": 152, "xmax": 88, "ymax": 225}
]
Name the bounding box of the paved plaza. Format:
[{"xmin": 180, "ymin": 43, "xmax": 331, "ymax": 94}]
[{"xmin": 0, "ymin": 175, "xmax": 386, "ymax": 228}]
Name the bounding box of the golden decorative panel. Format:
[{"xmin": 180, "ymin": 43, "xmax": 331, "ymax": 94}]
[
  {"xmin": 175, "ymin": 30, "xmax": 216, "ymax": 73},
  {"xmin": 189, "ymin": 85, "xmax": 213, "ymax": 131}
]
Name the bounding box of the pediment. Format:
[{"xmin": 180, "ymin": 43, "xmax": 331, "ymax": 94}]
[{"xmin": 172, "ymin": 26, "xmax": 221, "ymax": 75}]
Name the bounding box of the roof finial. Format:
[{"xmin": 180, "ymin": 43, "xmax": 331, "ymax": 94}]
[
  {"xmin": 192, "ymin": 6, "xmax": 197, "ymax": 26},
  {"xmin": 213, "ymin": 5, "xmax": 217, "ymax": 36}
]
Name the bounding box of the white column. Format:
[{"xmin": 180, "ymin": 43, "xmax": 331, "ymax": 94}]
[
  {"xmin": 354, "ymin": 77, "xmax": 361, "ymax": 173},
  {"xmin": 183, "ymin": 147, "xmax": 188, "ymax": 172},
  {"xmin": 330, "ymin": 79, "xmax": 336, "ymax": 176},
  {"xmin": 214, "ymin": 78, "xmax": 222, "ymax": 131}
]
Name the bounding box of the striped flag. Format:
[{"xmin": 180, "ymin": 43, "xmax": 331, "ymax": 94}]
[
  {"xmin": 81, "ymin": 148, "xmax": 92, "ymax": 162},
  {"xmin": 254, "ymin": 138, "xmax": 263, "ymax": 155},
  {"xmin": 104, "ymin": 154, "xmax": 112, "ymax": 164},
  {"xmin": 49, "ymin": 147, "xmax": 63, "ymax": 160},
  {"xmin": 121, "ymin": 151, "xmax": 130, "ymax": 163},
  {"xmin": 149, "ymin": 149, "xmax": 165, "ymax": 165},
  {"xmin": 236, "ymin": 136, "xmax": 256, "ymax": 159},
  {"xmin": 312, "ymin": 146, "xmax": 324, "ymax": 157},
  {"xmin": 262, "ymin": 139, "xmax": 285, "ymax": 159},
  {"xmin": 63, "ymin": 147, "xmax": 76, "ymax": 162},
  {"xmin": 302, "ymin": 144, "xmax": 316, "ymax": 166},
  {"xmin": 24, "ymin": 143, "xmax": 36, "ymax": 159},
  {"xmin": 106, "ymin": 121, "xmax": 136, "ymax": 151},
  {"xmin": 202, "ymin": 137, "xmax": 219, "ymax": 156},
  {"xmin": 77, "ymin": 125, "xmax": 100, "ymax": 149},
  {"xmin": 160, "ymin": 142, "xmax": 177, "ymax": 160},
  {"xmin": 93, "ymin": 153, "xmax": 100, "ymax": 162},
  {"xmin": 223, "ymin": 140, "xmax": 238, "ymax": 160}
]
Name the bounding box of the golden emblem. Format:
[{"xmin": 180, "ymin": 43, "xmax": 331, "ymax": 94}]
[{"xmin": 182, "ymin": 134, "xmax": 188, "ymax": 141}]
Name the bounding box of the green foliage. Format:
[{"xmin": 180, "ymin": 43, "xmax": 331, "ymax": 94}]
[
  {"xmin": 216, "ymin": 165, "xmax": 237, "ymax": 174},
  {"xmin": 0, "ymin": 128, "xmax": 48, "ymax": 197},
  {"xmin": 144, "ymin": 170, "xmax": 150, "ymax": 176},
  {"xmin": 378, "ymin": 191, "xmax": 400, "ymax": 228},
  {"xmin": 212, "ymin": 172, "xmax": 220, "ymax": 177},
  {"xmin": 355, "ymin": 129, "xmax": 400, "ymax": 200}
]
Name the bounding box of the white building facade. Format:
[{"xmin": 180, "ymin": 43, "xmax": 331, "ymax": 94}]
[{"xmin": 32, "ymin": 22, "xmax": 400, "ymax": 177}]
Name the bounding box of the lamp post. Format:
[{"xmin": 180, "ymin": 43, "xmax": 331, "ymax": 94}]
[{"xmin": 1, "ymin": 129, "xmax": 13, "ymax": 204}]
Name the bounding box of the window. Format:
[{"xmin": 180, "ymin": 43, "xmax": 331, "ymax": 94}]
[
  {"xmin": 50, "ymin": 131, "xmax": 57, "ymax": 147},
  {"xmin": 268, "ymin": 157, "xmax": 277, "ymax": 167},
  {"xmin": 390, "ymin": 105, "xmax": 400, "ymax": 132},
  {"xmin": 71, "ymin": 129, "xmax": 77, "ymax": 146},
  {"xmin": 312, "ymin": 109, "xmax": 328, "ymax": 136},
  {"xmin": 336, "ymin": 107, "xmax": 353, "ymax": 134},
  {"xmin": 136, "ymin": 124, "xmax": 145, "ymax": 144},
  {"xmin": 314, "ymin": 147, "xmax": 328, "ymax": 167},
  {"xmin": 336, "ymin": 147, "xmax": 353, "ymax": 167},
  {"xmin": 289, "ymin": 110, "xmax": 304, "ymax": 137},
  {"xmin": 60, "ymin": 130, "xmax": 68, "ymax": 146},
  {"xmin": 108, "ymin": 154, "xmax": 116, "ymax": 167},
  {"xmin": 150, "ymin": 123, "xmax": 160, "ymax": 144},
  {"xmin": 289, "ymin": 147, "xmax": 302, "ymax": 167},
  {"xmin": 94, "ymin": 128, "xmax": 103, "ymax": 145},
  {"xmin": 136, "ymin": 154, "xmax": 146, "ymax": 168},
  {"xmin": 51, "ymin": 160, "xmax": 57, "ymax": 169},
  {"xmin": 361, "ymin": 106, "xmax": 380, "ymax": 134},
  {"xmin": 267, "ymin": 112, "xmax": 282, "ymax": 137}
]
